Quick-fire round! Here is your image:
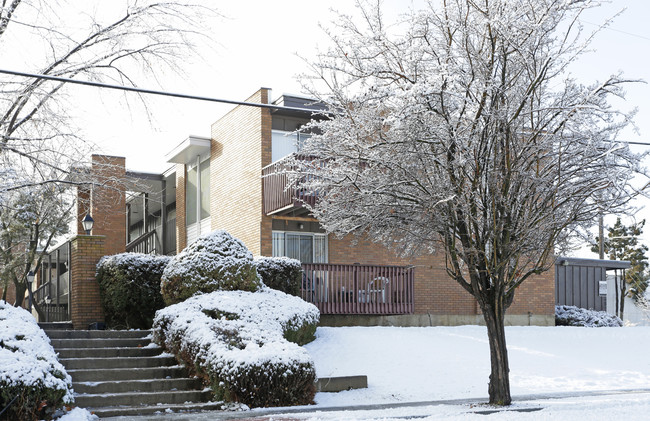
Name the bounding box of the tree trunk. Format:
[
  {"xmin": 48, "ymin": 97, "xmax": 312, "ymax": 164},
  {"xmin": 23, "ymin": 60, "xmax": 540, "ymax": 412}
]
[
  {"xmin": 482, "ymin": 302, "xmax": 512, "ymax": 405},
  {"xmin": 13, "ymin": 280, "xmax": 26, "ymax": 307}
]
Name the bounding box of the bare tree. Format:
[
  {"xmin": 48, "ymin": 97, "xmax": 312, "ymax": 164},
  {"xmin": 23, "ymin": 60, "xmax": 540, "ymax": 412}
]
[
  {"xmin": 294, "ymin": 0, "xmax": 647, "ymax": 405},
  {"xmin": 0, "ymin": 180, "xmax": 74, "ymax": 319},
  {"xmin": 0, "ymin": 0, "xmax": 215, "ymax": 193}
]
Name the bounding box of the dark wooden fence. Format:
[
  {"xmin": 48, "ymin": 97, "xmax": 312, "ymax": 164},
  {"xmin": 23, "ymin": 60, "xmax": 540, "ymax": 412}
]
[{"xmin": 301, "ymin": 263, "xmax": 414, "ymax": 315}]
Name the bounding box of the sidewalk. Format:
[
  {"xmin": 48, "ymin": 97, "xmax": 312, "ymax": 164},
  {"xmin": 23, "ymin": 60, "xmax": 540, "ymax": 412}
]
[{"xmin": 104, "ymin": 387, "xmax": 650, "ymax": 420}]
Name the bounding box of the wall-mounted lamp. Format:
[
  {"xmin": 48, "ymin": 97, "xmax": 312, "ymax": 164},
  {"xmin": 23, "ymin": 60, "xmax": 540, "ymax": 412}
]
[
  {"xmin": 82, "ymin": 213, "xmax": 94, "ymax": 235},
  {"xmin": 298, "ymin": 223, "xmax": 304, "ymax": 230}
]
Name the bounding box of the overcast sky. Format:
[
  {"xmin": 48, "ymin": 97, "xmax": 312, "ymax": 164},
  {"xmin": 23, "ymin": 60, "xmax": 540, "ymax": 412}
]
[{"xmin": 68, "ymin": 0, "xmax": 650, "ymax": 256}]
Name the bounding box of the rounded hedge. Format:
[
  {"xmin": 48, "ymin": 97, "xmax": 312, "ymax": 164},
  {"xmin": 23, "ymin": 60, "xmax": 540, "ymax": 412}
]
[
  {"xmin": 152, "ymin": 288, "xmax": 319, "ymax": 408},
  {"xmin": 96, "ymin": 253, "xmax": 171, "ymax": 329},
  {"xmin": 0, "ymin": 301, "xmax": 74, "ymax": 420},
  {"xmin": 161, "ymin": 230, "xmax": 262, "ymax": 305},
  {"xmin": 255, "ymin": 256, "xmax": 302, "ymax": 297}
]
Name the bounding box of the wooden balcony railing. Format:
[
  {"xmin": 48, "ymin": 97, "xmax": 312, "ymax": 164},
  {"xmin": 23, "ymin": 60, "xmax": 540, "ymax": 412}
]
[
  {"xmin": 262, "ymin": 155, "xmax": 320, "ymax": 215},
  {"xmin": 301, "ymin": 263, "xmax": 414, "ymax": 315}
]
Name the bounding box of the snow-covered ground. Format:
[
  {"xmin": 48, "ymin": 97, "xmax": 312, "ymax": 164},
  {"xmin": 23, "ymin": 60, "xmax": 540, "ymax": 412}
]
[
  {"xmin": 306, "ymin": 325, "xmax": 650, "ymax": 406},
  {"xmin": 58, "ymin": 325, "xmax": 650, "ymax": 420},
  {"xmin": 285, "ymin": 325, "xmax": 650, "ymax": 420}
]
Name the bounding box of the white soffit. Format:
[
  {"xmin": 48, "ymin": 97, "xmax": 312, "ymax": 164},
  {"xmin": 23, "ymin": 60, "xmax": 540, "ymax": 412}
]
[{"xmin": 165, "ymin": 136, "xmax": 211, "ymax": 164}]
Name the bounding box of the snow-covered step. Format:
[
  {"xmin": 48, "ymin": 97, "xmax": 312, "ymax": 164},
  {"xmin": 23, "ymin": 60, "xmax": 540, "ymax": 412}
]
[
  {"xmin": 44, "ymin": 328, "xmax": 216, "ymax": 416},
  {"xmin": 46, "ymin": 329, "xmax": 151, "ymax": 339},
  {"xmin": 67, "ymin": 366, "xmax": 188, "ymax": 382},
  {"xmin": 73, "ymin": 377, "xmax": 202, "ymax": 394},
  {"xmin": 88, "ymin": 401, "xmax": 224, "ymax": 418},
  {"xmin": 74, "ymin": 389, "xmax": 213, "ymax": 408},
  {"xmin": 56, "ymin": 345, "xmax": 162, "ymax": 358},
  {"xmin": 50, "ymin": 337, "xmax": 151, "ymax": 348},
  {"xmin": 60, "ymin": 355, "xmax": 177, "ymax": 370}
]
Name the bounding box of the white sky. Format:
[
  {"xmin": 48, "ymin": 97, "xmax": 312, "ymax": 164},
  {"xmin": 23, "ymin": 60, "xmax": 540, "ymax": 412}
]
[{"xmin": 67, "ymin": 0, "xmax": 650, "ymax": 256}]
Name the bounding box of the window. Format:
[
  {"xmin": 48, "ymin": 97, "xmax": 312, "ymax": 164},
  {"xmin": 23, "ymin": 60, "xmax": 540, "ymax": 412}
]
[
  {"xmin": 271, "ymin": 130, "xmax": 311, "ymax": 162},
  {"xmin": 272, "ymin": 231, "xmax": 327, "ymax": 263},
  {"xmin": 186, "ymin": 166, "xmax": 198, "ymax": 225},
  {"xmin": 185, "ymin": 157, "xmax": 210, "ymax": 226}
]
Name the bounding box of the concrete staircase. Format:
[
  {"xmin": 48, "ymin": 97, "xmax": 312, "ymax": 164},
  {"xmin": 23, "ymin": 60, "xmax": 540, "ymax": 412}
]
[{"xmin": 44, "ymin": 328, "xmax": 221, "ymax": 418}]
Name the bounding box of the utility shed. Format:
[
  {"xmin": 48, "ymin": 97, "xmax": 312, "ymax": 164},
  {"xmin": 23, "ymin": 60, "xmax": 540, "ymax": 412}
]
[{"xmin": 555, "ymin": 257, "xmax": 630, "ymax": 311}]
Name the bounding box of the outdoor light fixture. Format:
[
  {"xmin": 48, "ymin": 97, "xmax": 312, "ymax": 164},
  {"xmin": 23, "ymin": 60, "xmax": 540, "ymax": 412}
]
[
  {"xmin": 26, "ymin": 270, "xmax": 35, "ymax": 284},
  {"xmin": 82, "ymin": 213, "xmax": 94, "ymax": 235}
]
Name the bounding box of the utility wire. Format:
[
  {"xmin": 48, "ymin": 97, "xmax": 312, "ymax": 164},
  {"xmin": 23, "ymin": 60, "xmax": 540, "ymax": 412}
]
[
  {"xmin": 1, "ymin": 68, "xmax": 649, "ymax": 146},
  {"xmin": 0, "ymin": 68, "xmax": 316, "ymax": 113}
]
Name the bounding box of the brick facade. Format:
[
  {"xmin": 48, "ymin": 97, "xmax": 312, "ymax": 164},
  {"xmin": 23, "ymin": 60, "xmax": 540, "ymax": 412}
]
[
  {"xmin": 86, "ymin": 155, "xmax": 127, "ymax": 256},
  {"xmin": 70, "ymin": 235, "xmax": 105, "ymax": 329},
  {"xmin": 0, "ymin": 281, "xmax": 17, "ymax": 306},
  {"xmin": 208, "ymin": 88, "xmax": 272, "ymax": 257},
  {"xmin": 170, "ymin": 88, "xmax": 555, "ymax": 325}
]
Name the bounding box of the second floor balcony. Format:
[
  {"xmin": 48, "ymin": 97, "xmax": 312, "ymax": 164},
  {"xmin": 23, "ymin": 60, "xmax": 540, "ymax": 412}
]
[{"xmin": 262, "ymin": 155, "xmax": 320, "ymax": 216}]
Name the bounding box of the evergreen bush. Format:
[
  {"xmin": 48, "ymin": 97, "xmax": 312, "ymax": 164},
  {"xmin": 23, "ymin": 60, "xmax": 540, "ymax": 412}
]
[
  {"xmin": 555, "ymin": 305, "xmax": 623, "ymax": 327},
  {"xmin": 160, "ymin": 230, "xmax": 262, "ymax": 305},
  {"xmin": 96, "ymin": 253, "xmax": 171, "ymax": 329},
  {"xmin": 255, "ymin": 256, "xmax": 302, "ymax": 297}
]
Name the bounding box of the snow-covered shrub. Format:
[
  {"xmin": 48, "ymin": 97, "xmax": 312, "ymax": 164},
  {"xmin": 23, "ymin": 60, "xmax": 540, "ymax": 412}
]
[
  {"xmin": 0, "ymin": 301, "xmax": 73, "ymax": 420},
  {"xmin": 161, "ymin": 230, "xmax": 262, "ymax": 305},
  {"xmin": 555, "ymin": 305, "xmax": 623, "ymax": 327},
  {"xmin": 255, "ymin": 256, "xmax": 302, "ymax": 297},
  {"xmin": 96, "ymin": 253, "xmax": 171, "ymax": 329},
  {"xmin": 153, "ymin": 288, "xmax": 320, "ymax": 407}
]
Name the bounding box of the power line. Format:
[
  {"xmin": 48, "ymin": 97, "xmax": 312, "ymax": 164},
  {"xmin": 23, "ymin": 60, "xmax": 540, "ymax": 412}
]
[
  {"xmin": 0, "ymin": 68, "xmax": 315, "ymax": 114},
  {"xmin": 1, "ymin": 68, "xmax": 649, "ymax": 147}
]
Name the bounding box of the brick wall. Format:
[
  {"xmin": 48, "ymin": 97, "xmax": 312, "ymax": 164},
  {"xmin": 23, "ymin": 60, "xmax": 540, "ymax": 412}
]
[
  {"xmin": 70, "ymin": 235, "xmax": 105, "ymax": 329},
  {"xmin": 173, "ymin": 87, "xmax": 554, "ymax": 322},
  {"xmin": 509, "ymin": 263, "xmax": 555, "ymax": 316},
  {"xmin": 87, "ymin": 155, "xmax": 127, "ymax": 256},
  {"xmin": 209, "ymin": 88, "xmax": 271, "ymax": 256},
  {"xmin": 0, "ymin": 281, "xmax": 16, "ymax": 305}
]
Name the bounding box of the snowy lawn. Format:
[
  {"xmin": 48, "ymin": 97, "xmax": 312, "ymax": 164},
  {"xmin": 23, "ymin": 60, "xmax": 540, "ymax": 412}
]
[{"xmin": 305, "ymin": 326, "xmax": 650, "ymax": 407}]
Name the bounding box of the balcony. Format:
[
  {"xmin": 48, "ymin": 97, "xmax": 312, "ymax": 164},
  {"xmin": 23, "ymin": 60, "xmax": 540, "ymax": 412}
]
[
  {"xmin": 262, "ymin": 155, "xmax": 319, "ymax": 216},
  {"xmin": 301, "ymin": 263, "xmax": 415, "ymax": 315}
]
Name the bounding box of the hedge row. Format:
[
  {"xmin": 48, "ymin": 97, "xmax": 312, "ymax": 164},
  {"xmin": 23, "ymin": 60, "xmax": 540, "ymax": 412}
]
[{"xmin": 96, "ymin": 253, "xmax": 171, "ymax": 329}]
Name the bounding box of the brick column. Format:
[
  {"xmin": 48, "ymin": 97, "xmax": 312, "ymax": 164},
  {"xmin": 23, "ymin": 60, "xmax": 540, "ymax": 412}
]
[
  {"xmin": 70, "ymin": 235, "xmax": 105, "ymax": 329},
  {"xmin": 89, "ymin": 155, "xmax": 127, "ymax": 256}
]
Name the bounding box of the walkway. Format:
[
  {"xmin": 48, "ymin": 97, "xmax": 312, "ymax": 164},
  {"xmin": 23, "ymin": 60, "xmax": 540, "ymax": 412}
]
[{"xmin": 102, "ymin": 387, "xmax": 650, "ymax": 420}]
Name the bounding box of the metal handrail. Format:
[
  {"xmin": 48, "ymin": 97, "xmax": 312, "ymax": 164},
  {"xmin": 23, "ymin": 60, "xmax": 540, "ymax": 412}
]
[
  {"xmin": 0, "ymin": 394, "xmax": 19, "ymax": 417},
  {"xmin": 126, "ymin": 229, "xmax": 158, "ymax": 254}
]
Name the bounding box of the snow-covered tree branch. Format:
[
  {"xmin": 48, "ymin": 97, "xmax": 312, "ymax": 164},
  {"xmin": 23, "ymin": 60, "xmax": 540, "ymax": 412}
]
[
  {"xmin": 0, "ymin": 0, "xmax": 216, "ymax": 194},
  {"xmin": 294, "ymin": 0, "xmax": 647, "ymax": 405}
]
